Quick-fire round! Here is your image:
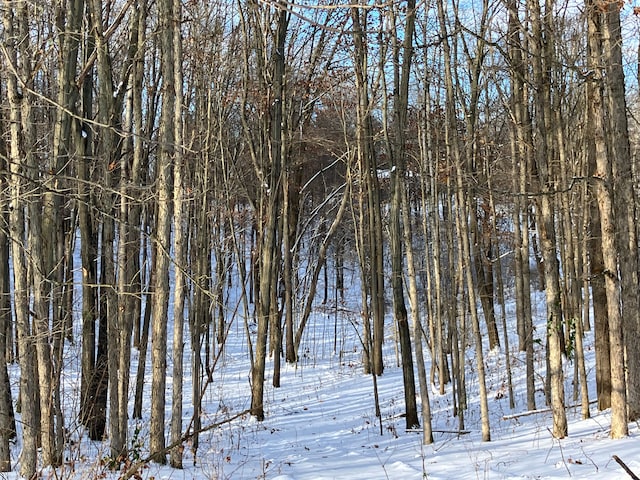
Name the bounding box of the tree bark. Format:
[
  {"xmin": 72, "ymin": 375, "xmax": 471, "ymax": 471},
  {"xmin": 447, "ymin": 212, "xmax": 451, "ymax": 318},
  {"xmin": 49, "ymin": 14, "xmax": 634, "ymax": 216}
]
[
  {"xmin": 150, "ymin": 0, "xmax": 177, "ymax": 461},
  {"xmin": 586, "ymin": 0, "xmax": 628, "ymax": 437},
  {"xmin": 601, "ymin": 0, "xmax": 640, "ymax": 422},
  {"xmin": 386, "ymin": 0, "xmax": 419, "ymax": 430},
  {"xmin": 526, "ymin": 0, "xmax": 567, "ymax": 438},
  {"xmin": 170, "ymin": 0, "xmax": 186, "ymax": 466},
  {"xmin": 3, "ymin": 3, "xmax": 39, "ymax": 475}
]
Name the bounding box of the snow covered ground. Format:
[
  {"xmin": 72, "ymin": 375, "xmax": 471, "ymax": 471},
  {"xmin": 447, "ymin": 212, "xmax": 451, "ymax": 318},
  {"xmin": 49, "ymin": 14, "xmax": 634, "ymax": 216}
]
[{"xmin": 4, "ymin": 286, "xmax": 640, "ymax": 480}]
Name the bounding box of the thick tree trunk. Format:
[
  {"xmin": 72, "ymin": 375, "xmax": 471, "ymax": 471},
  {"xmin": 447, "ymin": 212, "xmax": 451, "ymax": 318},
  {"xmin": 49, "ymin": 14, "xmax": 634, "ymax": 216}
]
[
  {"xmin": 586, "ymin": 0, "xmax": 628, "ymax": 437},
  {"xmin": 585, "ymin": 0, "xmax": 611, "ymax": 414},
  {"xmin": 601, "ymin": 0, "xmax": 640, "ymax": 422}
]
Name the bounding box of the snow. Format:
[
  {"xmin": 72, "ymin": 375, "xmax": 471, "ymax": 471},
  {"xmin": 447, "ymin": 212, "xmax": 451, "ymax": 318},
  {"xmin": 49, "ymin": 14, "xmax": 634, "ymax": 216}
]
[{"xmin": 5, "ymin": 286, "xmax": 640, "ymax": 479}]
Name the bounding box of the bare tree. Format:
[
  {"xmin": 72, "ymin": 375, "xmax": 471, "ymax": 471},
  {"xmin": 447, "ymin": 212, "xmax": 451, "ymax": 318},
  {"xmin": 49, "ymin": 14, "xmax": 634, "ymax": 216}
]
[
  {"xmin": 351, "ymin": 6, "xmax": 386, "ymax": 377},
  {"xmin": 149, "ymin": 0, "xmax": 178, "ymax": 462},
  {"xmin": 586, "ymin": 0, "xmax": 628, "ymax": 438},
  {"xmin": 526, "ymin": 0, "xmax": 567, "ymax": 438},
  {"xmin": 3, "ymin": 2, "xmax": 39, "ymax": 475},
  {"xmin": 384, "ymin": 0, "xmax": 420, "ymax": 430},
  {"xmin": 170, "ymin": 0, "xmax": 186, "ymax": 466}
]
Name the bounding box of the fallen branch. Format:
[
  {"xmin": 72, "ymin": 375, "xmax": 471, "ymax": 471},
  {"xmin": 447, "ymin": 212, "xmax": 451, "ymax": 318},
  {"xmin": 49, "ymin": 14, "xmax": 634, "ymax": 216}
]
[
  {"xmin": 502, "ymin": 407, "xmax": 553, "ymax": 420},
  {"xmin": 502, "ymin": 400, "xmax": 598, "ymax": 420},
  {"xmin": 406, "ymin": 428, "xmax": 470, "ymax": 435},
  {"xmin": 613, "ymin": 455, "xmax": 640, "ymax": 480},
  {"xmin": 118, "ymin": 408, "xmax": 252, "ymax": 480}
]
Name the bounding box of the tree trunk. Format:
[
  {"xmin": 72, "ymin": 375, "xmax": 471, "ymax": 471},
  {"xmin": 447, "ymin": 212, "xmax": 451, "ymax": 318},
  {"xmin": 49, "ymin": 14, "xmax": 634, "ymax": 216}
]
[
  {"xmin": 0, "ymin": 171, "xmax": 14, "ymax": 469},
  {"xmin": 526, "ymin": 0, "xmax": 567, "ymax": 438},
  {"xmin": 351, "ymin": 7, "xmax": 385, "ymax": 377},
  {"xmin": 436, "ymin": 0, "xmax": 490, "ymax": 441},
  {"xmin": 133, "ymin": 242, "xmax": 155, "ymax": 420},
  {"xmin": 506, "ymin": 1, "xmax": 535, "ymax": 402},
  {"xmin": 601, "ymin": 0, "xmax": 640, "ymax": 423},
  {"xmin": 150, "ymin": 0, "xmax": 177, "ymax": 461},
  {"xmin": 386, "ymin": 0, "xmax": 419, "ymax": 430},
  {"xmin": 248, "ymin": 0, "xmax": 288, "ymax": 420},
  {"xmin": 170, "ymin": 0, "xmax": 186, "ymax": 465},
  {"xmin": 3, "ymin": 3, "xmax": 39, "ymax": 475},
  {"xmin": 586, "ymin": 0, "xmax": 628, "ymax": 437}
]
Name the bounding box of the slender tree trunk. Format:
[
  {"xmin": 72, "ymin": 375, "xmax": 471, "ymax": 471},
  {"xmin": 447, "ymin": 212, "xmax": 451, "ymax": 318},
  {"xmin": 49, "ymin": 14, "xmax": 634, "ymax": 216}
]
[
  {"xmin": 436, "ymin": 0, "xmax": 490, "ymax": 441},
  {"xmin": 386, "ymin": 0, "xmax": 419, "ymax": 430},
  {"xmin": 351, "ymin": 7, "xmax": 385, "ymax": 376},
  {"xmin": 88, "ymin": 0, "xmax": 121, "ymax": 457},
  {"xmin": 0, "ymin": 157, "xmax": 13, "ymax": 470},
  {"xmin": 29, "ymin": 143, "xmax": 58, "ymax": 468},
  {"xmin": 46, "ymin": 0, "xmax": 83, "ymax": 461},
  {"xmin": 170, "ymin": 0, "xmax": 186, "ymax": 465},
  {"xmin": 404, "ymin": 132, "xmax": 433, "ymax": 443},
  {"xmin": 284, "ymin": 170, "xmax": 296, "ymax": 363},
  {"xmin": 133, "ymin": 241, "xmax": 155, "ymax": 420},
  {"xmin": 487, "ymin": 168, "xmax": 515, "ymax": 410},
  {"xmin": 506, "ymin": 4, "xmax": 535, "ymax": 404},
  {"xmin": 527, "ymin": 0, "xmax": 567, "ymax": 438},
  {"xmin": 150, "ymin": 0, "xmax": 177, "ymax": 460},
  {"xmin": 77, "ymin": 7, "xmax": 103, "ymax": 436},
  {"xmin": 3, "ymin": 3, "xmax": 38, "ymax": 475},
  {"xmin": 250, "ymin": 0, "xmax": 288, "ymax": 420}
]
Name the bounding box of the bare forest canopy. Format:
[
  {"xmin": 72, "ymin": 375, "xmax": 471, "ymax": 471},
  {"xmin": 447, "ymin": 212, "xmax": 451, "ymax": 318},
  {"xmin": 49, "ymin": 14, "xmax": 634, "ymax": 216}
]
[{"xmin": 1, "ymin": 0, "xmax": 640, "ymax": 477}]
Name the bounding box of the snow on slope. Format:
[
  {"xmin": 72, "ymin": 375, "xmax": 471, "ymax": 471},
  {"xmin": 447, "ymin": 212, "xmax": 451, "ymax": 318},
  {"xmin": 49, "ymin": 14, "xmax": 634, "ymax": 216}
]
[{"xmin": 5, "ymin": 286, "xmax": 639, "ymax": 480}]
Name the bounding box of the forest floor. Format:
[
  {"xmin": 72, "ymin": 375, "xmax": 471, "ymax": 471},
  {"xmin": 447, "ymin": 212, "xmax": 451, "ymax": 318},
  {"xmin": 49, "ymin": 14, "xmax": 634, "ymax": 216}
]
[{"xmin": 4, "ymin": 289, "xmax": 640, "ymax": 479}]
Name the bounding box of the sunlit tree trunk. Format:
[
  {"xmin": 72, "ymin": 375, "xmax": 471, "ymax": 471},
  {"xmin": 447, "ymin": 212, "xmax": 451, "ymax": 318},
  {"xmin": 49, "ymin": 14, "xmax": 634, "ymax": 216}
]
[
  {"xmin": 601, "ymin": 0, "xmax": 640, "ymax": 423},
  {"xmin": 585, "ymin": 0, "xmax": 610, "ymax": 414},
  {"xmin": 3, "ymin": 3, "xmax": 38, "ymax": 475},
  {"xmin": 436, "ymin": 0, "xmax": 490, "ymax": 441},
  {"xmin": 527, "ymin": 0, "xmax": 567, "ymax": 438},
  {"xmin": 170, "ymin": 0, "xmax": 186, "ymax": 466},
  {"xmin": 150, "ymin": 0, "xmax": 177, "ymax": 460},
  {"xmin": 586, "ymin": 0, "xmax": 628, "ymax": 437}
]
